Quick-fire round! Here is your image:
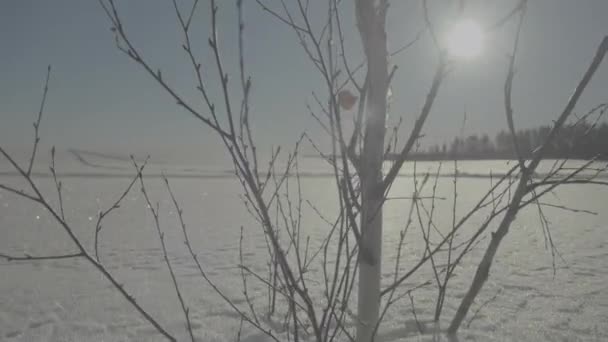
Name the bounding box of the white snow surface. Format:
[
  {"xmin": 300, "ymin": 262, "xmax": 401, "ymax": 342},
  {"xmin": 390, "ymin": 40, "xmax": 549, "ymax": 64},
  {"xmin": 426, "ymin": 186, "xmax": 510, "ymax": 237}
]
[{"xmin": 1, "ymin": 156, "xmax": 607, "ymax": 341}]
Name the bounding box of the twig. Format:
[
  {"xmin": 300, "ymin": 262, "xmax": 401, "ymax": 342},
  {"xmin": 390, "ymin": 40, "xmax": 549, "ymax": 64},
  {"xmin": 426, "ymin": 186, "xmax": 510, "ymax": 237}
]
[
  {"xmin": 137, "ymin": 164, "xmax": 195, "ymax": 342},
  {"xmin": 239, "ymin": 226, "xmax": 261, "ymax": 326},
  {"xmin": 0, "ymin": 252, "xmax": 83, "ymax": 262},
  {"xmin": 27, "ymin": 65, "xmax": 52, "ymax": 177},
  {"xmin": 465, "ymin": 289, "xmax": 501, "ymax": 328},
  {"xmin": 408, "ymin": 292, "xmax": 424, "ymax": 334},
  {"xmin": 163, "ymin": 176, "xmax": 280, "ymax": 341},
  {"xmin": 94, "ymin": 157, "xmax": 147, "ymax": 262},
  {"xmin": 49, "ymin": 147, "xmax": 65, "ymax": 220}
]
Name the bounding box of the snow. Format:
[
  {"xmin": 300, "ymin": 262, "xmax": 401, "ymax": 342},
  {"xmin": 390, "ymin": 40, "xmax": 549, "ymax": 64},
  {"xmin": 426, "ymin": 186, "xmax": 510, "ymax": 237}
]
[{"xmin": 1, "ymin": 157, "xmax": 607, "ymax": 341}]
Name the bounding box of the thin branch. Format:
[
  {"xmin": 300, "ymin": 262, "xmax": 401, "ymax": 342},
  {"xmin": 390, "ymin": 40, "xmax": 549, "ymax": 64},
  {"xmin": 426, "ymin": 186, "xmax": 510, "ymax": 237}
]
[
  {"xmin": 163, "ymin": 176, "xmax": 280, "ymax": 341},
  {"xmin": 503, "ymin": 4, "xmax": 527, "ymax": 171},
  {"xmin": 49, "ymin": 147, "xmax": 65, "ymax": 221},
  {"xmin": 0, "ymin": 252, "xmax": 83, "ymax": 262},
  {"xmin": 94, "ymin": 157, "xmax": 146, "ymax": 262},
  {"xmin": 27, "ymin": 65, "xmax": 52, "ymax": 177},
  {"xmin": 535, "ymin": 201, "xmax": 598, "ymax": 215},
  {"xmin": 137, "ymin": 163, "xmax": 195, "ymax": 342},
  {"xmin": 0, "ymin": 184, "xmax": 41, "ymax": 203},
  {"xmin": 256, "ymin": 0, "xmax": 308, "ymax": 33},
  {"xmin": 465, "ymin": 290, "xmax": 501, "ymax": 329},
  {"xmin": 382, "ymin": 61, "xmax": 447, "ymax": 193}
]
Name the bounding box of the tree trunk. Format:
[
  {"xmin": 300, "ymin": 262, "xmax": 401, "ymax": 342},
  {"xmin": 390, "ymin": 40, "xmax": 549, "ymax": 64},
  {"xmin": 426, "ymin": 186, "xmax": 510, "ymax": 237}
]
[{"xmin": 355, "ymin": 1, "xmax": 388, "ymax": 341}]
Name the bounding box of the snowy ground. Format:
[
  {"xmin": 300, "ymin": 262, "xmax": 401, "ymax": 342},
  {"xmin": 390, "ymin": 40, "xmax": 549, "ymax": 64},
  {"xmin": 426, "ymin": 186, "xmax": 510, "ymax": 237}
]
[{"xmin": 0, "ymin": 158, "xmax": 607, "ymax": 341}]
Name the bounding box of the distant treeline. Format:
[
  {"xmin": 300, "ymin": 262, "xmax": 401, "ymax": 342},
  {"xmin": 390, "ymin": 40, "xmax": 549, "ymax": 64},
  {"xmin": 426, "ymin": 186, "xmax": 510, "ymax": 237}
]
[{"xmin": 387, "ymin": 122, "xmax": 608, "ymax": 161}]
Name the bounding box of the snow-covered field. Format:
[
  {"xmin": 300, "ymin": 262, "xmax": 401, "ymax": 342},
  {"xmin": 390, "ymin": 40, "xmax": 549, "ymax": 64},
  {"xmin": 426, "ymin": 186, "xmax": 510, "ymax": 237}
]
[{"xmin": 1, "ymin": 157, "xmax": 607, "ymax": 341}]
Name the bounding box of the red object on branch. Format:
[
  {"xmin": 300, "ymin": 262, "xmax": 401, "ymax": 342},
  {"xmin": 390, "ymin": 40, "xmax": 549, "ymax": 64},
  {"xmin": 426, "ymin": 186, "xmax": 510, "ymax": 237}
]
[{"xmin": 338, "ymin": 90, "xmax": 358, "ymax": 110}]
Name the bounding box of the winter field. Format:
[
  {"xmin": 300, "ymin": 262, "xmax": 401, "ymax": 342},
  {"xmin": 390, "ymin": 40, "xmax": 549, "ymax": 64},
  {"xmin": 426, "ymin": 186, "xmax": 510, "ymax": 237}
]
[{"xmin": 1, "ymin": 155, "xmax": 607, "ymax": 341}]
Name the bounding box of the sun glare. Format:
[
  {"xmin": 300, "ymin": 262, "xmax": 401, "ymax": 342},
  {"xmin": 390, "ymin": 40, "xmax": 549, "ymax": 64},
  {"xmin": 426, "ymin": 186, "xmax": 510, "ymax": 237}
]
[{"xmin": 447, "ymin": 20, "xmax": 483, "ymax": 59}]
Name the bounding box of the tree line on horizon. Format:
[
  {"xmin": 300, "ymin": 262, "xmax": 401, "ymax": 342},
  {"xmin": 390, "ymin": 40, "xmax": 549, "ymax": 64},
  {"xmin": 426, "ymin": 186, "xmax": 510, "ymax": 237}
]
[{"xmin": 393, "ymin": 121, "xmax": 608, "ymax": 161}]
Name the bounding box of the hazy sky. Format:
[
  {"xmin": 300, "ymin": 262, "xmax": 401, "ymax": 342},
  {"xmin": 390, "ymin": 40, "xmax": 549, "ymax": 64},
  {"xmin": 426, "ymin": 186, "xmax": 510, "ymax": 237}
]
[{"xmin": 1, "ymin": 0, "xmax": 607, "ymax": 162}]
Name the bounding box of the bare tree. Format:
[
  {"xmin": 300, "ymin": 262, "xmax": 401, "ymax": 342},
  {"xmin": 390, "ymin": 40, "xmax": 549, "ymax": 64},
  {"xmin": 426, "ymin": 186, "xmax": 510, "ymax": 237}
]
[{"xmin": 2, "ymin": 0, "xmax": 608, "ymax": 341}]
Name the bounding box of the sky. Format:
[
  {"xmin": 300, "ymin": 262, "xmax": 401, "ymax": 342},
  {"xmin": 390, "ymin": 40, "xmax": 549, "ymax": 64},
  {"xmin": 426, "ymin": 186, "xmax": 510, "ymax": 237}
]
[{"xmin": 1, "ymin": 0, "xmax": 607, "ymax": 164}]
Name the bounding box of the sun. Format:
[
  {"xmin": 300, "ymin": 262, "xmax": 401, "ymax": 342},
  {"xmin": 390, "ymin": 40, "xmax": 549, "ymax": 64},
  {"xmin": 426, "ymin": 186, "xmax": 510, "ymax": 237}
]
[{"xmin": 446, "ymin": 20, "xmax": 484, "ymax": 59}]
